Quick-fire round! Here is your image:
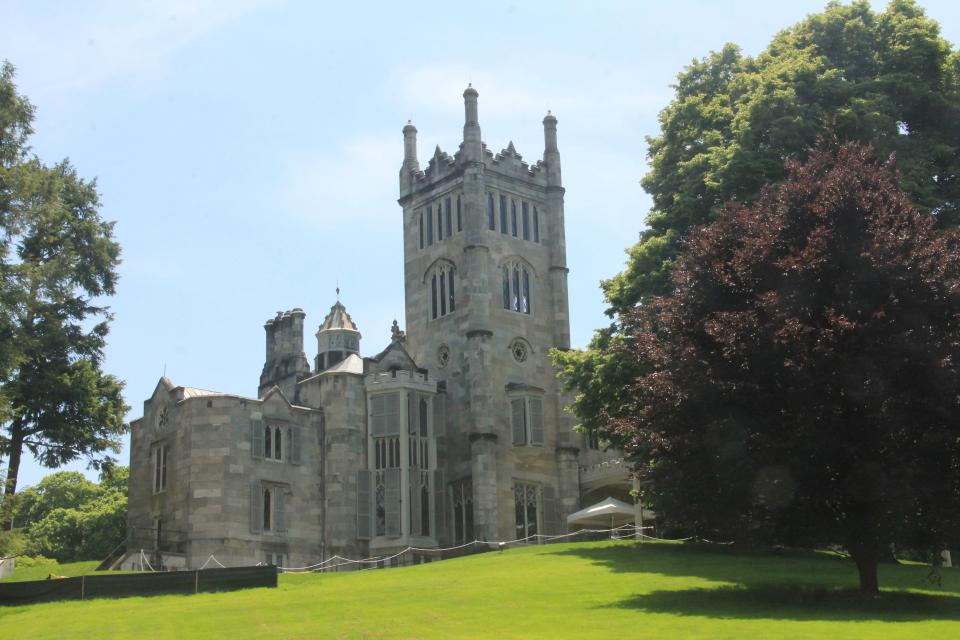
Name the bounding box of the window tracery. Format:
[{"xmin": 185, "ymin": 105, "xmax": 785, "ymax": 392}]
[
  {"xmin": 501, "ymin": 261, "xmax": 532, "ymax": 314},
  {"xmin": 428, "ymin": 262, "xmax": 456, "ymax": 320}
]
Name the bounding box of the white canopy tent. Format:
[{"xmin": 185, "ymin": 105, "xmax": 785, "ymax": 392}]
[{"xmin": 566, "ymin": 496, "xmax": 656, "ymax": 529}]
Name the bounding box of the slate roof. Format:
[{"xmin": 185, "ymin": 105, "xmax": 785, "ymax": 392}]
[{"xmin": 318, "ymin": 301, "xmax": 359, "ymax": 332}]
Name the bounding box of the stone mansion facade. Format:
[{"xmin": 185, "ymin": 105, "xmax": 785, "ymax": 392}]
[{"xmin": 124, "ymin": 87, "xmax": 629, "ymax": 569}]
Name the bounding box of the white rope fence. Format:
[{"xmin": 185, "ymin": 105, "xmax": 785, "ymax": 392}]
[
  {"xmin": 181, "ymin": 525, "xmax": 732, "ymax": 574},
  {"xmin": 197, "ymin": 554, "xmax": 226, "ymax": 570},
  {"xmin": 273, "ymin": 524, "xmax": 726, "ymax": 573},
  {"xmin": 138, "ymin": 524, "xmax": 733, "ymax": 573},
  {"xmin": 137, "ymin": 549, "xmax": 156, "ymax": 572}
]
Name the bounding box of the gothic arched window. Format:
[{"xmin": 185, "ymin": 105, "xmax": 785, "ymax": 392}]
[
  {"xmin": 426, "ymin": 206, "xmax": 434, "ymax": 246},
  {"xmin": 488, "ymin": 193, "xmax": 495, "ymax": 230},
  {"xmin": 501, "ymin": 261, "xmax": 532, "ymax": 315},
  {"xmin": 428, "ymin": 263, "xmax": 456, "ymax": 320},
  {"xmin": 445, "ymin": 197, "xmax": 452, "ymax": 237},
  {"xmin": 499, "ymin": 194, "xmax": 508, "ymax": 234}
]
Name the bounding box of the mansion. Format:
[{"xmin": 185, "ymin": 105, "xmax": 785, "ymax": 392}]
[{"xmin": 123, "ymin": 87, "xmax": 630, "ymax": 569}]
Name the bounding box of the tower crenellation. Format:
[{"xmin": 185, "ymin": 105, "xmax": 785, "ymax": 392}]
[{"xmin": 400, "ymin": 84, "xmax": 575, "ymax": 540}]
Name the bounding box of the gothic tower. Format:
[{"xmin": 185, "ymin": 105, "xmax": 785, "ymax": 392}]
[{"xmin": 399, "ymin": 86, "xmax": 578, "ymax": 542}]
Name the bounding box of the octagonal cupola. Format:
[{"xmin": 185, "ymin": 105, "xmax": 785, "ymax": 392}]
[{"xmin": 315, "ymin": 300, "xmax": 361, "ymax": 372}]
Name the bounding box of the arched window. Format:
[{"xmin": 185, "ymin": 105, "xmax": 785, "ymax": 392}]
[
  {"xmin": 511, "ymin": 200, "xmax": 518, "ymax": 237},
  {"xmin": 445, "ymin": 198, "xmax": 452, "ymax": 237},
  {"xmin": 502, "ymin": 266, "xmax": 510, "ymax": 309},
  {"xmin": 428, "ymin": 263, "xmax": 456, "ymax": 320},
  {"xmin": 488, "ymin": 193, "xmax": 495, "ymax": 230},
  {"xmin": 501, "ymin": 261, "xmax": 532, "ymax": 315},
  {"xmin": 499, "ymin": 194, "xmax": 508, "ymax": 234},
  {"xmin": 263, "ymin": 486, "xmax": 272, "ymax": 531},
  {"xmin": 457, "ymin": 195, "xmax": 463, "ymax": 232},
  {"xmin": 419, "ymin": 212, "xmax": 424, "ymax": 249},
  {"xmin": 522, "ymin": 202, "xmax": 530, "ymax": 240},
  {"xmin": 420, "ymin": 398, "xmax": 428, "ymax": 435},
  {"xmin": 426, "ymin": 206, "xmax": 434, "ymax": 246},
  {"xmin": 264, "ymin": 425, "xmax": 283, "ymax": 461},
  {"xmin": 534, "ymin": 206, "xmax": 540, "ymax": 242}
]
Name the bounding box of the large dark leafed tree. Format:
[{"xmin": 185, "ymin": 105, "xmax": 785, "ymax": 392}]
[
  {"xmin": 0, "ymin": 61, "xmax": 128, "ymax": 521},
  {"xmin": 614, "ymin": 141, "xmax": 960, "ymax": 594},
  {"xmin": 555, "ymin": 0, "xmax": 960, "ymax": 440}
]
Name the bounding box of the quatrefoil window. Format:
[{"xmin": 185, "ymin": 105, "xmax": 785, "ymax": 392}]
[
  {"xmin": 511, "ymin": 341, "xmax": 528, "ymax": 363},
  {"xmin": 437, "ymin": 345, "xmax": 450, "ymax": 368},
  {"xmin": 157, "ymin": 406, "xmax": 169, "ymax": 429}
]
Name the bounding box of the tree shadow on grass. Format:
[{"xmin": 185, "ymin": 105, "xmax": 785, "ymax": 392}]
[
  {"xmin": 610, "ymin": 585, "xmax": 960, "ymax": 622},
  {"xmin": 548, "ymin": 542, "xmax": 960, "ymax": 621}
]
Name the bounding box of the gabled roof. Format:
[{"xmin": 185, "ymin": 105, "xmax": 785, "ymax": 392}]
[
  {"xmin": 365, "ymin": 339, "xmax": 426, "ymax": 375},
  {"xmin": 318, "ymin": 301, "xmax": 359, "ymax": 332}
]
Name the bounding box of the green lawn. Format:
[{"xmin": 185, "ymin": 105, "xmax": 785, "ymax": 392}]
[
  {"xmin": 1, "ymin": 540, "xmax": 958, "ymax": 639},
  {"xmin": 0, "ymin": 559, "xmax": 101, "ymax": 582}
]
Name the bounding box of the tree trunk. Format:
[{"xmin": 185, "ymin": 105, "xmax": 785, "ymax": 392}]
[
  {"xmin": 854, "ymin": 553, "xmax": 880, "ymax": 596},
  {"xmin": 848, "ymin": 534, "xmax": 882, "ymax": 596},
  {"xmin": 2, "ymin": 420, "xmax": 24, "ymax": 530}
]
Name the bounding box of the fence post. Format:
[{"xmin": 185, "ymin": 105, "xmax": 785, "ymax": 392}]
[
  {"xmin": 81, "ymin": 575, "xmax": 85, "ymax": 600},
  {"xmin": 195, "ymin": 570, "xmax": 199, "ymax": 594}
]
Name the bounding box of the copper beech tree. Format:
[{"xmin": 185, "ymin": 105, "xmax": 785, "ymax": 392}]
[{"xmin": 613, "ymin": 142, "xmax": 960, "ymax": 595}]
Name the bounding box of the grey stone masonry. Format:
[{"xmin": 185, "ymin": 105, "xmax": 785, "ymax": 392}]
[{"xmin": 125, "ymin": 86, "xmax": 629, "ymax": 571}]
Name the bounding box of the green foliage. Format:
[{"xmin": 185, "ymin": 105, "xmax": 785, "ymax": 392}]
[
  {"xmin": 10, "ymin": 471, "xmax": 100, "ymax": 528},
  {"xmin": 0, "ymin": 61, "xmax": 128, "ymax": 507},
  {"xmin": 2, "ymin": 541, "xmax": 960, "ymax": 636},
  {"xmin": 557, "ymin": 0, "xmax": 960, "ymax": 452},
  {"xmin": 614, "ymin": 141, "xmax": 960, "ymax": 594},
  {"xmin": 630, "ymin": 0, "xmax": 960, "ymax": 309},
  {"xmin": 6, "ymin": 468, "xmax": 127, "ymax": 562}
]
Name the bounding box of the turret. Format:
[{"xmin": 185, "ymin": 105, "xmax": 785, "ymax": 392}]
[
  {"xmin": 400, "ymin": 121, "xmax": 419, "ymax": 196},
  {"xmin": 543, "ymin": 111, "xmax": 561, "ymax": 187},
  {"xmin": 315, "ymin": 301, "xmax": 361, "ymax": 372},
  {"xmin": 461, "ymin": 84, "xmax": 482, "ymax": 162}
]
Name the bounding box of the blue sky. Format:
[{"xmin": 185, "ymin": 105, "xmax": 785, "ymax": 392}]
[{"xmin": 4, "ymin": 0, "xmax": 958, "ymax": 489}]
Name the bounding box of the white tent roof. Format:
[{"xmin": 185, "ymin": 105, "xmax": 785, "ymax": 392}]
[{"xmin": 566, "ymin": 496, "xmax": 655, "ymax": 526}]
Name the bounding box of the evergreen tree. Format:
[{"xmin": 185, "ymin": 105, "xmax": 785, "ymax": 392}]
[{"xmin": 0, "ymin": 61, "xmax": 128, "ymax": 518}]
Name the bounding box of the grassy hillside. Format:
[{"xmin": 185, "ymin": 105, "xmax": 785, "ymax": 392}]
[
  {"xmin": 1, "ymin": 540, "xmax": 958, "ymax": 639},
  {"xmin": 1, "ymin": 559, "xmax": 101, "ymax": 583}
]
